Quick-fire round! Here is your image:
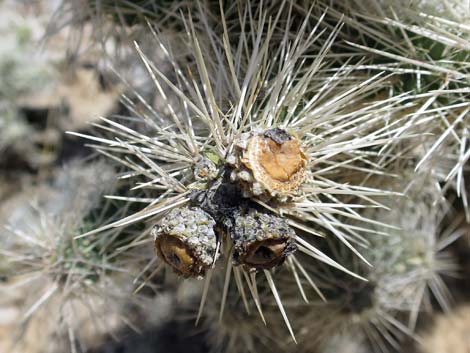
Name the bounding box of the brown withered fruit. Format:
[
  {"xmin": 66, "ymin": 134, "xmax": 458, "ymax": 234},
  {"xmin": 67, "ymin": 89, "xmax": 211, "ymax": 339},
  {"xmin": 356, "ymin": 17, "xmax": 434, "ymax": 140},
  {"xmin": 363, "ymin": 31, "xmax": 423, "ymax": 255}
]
[
  {"xmin": 227, "ymin": 128, "xmax": 307, "ymax": 201},
  {"xmin": 231, "ymin": 208, "xmax": 297, "ymax": 270},
  {"xmin": 152, "ymin": 207, "xmax": 219, "ymax": 279}
]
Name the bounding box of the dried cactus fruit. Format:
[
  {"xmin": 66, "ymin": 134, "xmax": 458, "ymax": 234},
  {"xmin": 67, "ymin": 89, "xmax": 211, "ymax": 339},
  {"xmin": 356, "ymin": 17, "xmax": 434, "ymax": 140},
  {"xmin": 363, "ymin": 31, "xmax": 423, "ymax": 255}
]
[
  {"xmin": 152, "ymin": 207, "xmax": 219, "ymax": 279},
  {"xmin": 231, "ymin": 208, "xmax": 297, "ymax": 270},
  {"xmin": 227, "ymin": 128, "xmax": 307, "ymax": 201}
]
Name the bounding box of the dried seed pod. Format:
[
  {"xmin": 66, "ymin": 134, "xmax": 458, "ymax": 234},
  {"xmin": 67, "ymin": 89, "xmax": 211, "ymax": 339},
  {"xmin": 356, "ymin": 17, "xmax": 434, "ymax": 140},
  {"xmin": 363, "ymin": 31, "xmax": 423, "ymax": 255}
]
[
  {"xmin": 152, "ymin": 206, "xmax": 219, "ymax": 279},
  {"xmin": 231, "ymin": 208, "xmax": 297, "ymax": 270},
  {"xmin": 227, "ymin": 128, "xmax": 307, "ymax": 201}
]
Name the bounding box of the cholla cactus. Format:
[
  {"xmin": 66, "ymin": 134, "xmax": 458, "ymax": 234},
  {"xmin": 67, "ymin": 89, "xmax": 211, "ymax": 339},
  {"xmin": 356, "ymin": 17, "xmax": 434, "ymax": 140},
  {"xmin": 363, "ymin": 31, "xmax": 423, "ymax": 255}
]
[
  {"xmin": 275, "ymin": 172, "xmax": 461, "ymax": 352},
  {"xmin": 65, "ymin": 1, "xmax": 445, "ymax": 344},
  {"xmin": 5, "ymin": 0, "xmax": 464, "ymax": 352},
  {"xmin": 0, "ymin": 161, "xmax": 153, "ymax": 353},
  {"xmin": 306, "ymin": 0, "xmax": 470, "ymax": 219},
  {"xmin": 364, "ymin": 177, "xmax": 458, "ymax": 330}
]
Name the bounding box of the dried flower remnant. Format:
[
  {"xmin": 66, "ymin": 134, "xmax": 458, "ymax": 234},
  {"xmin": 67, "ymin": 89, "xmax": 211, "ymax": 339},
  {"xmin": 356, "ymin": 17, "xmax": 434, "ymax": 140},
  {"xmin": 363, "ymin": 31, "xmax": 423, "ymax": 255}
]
[
  {"xmin": 228, "ymin": 128, "xmax": 308, "ymax": 201},
  {"xmin": 153, "ymin": 207, "xmax": 219, "ymax": 278},
  {"xmin": 231, "ymin": 208, "xmax": 297, "ymax": 270}
]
